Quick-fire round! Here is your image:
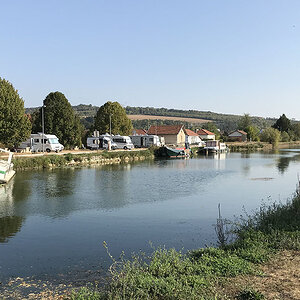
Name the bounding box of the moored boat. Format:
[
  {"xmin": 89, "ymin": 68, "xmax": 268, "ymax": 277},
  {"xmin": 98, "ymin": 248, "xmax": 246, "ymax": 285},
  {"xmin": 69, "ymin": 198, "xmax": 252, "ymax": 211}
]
[
  {"xmin": 163, "ymin": 146, "xmax": 189, "ymax": 158},
  {"xmin": 0, "ymin": 149, "xmax": 15, "ymax": 184},
  {"xmin": 201, "ymin": 140, "xmax": 228, "ymax": 154}
]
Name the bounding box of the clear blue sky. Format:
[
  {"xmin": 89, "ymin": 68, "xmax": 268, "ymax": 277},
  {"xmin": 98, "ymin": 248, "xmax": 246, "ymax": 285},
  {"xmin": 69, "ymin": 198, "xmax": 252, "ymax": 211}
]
[{"xmin": 1, "ymin": 0, "xmax": 300, "ymax": 119}]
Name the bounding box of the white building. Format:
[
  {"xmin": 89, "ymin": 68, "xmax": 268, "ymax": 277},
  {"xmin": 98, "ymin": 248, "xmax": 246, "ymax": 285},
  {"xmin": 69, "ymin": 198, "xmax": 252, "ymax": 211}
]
[
  {"xmin": 184, "ymin": 129, "xmax": 203, "ymax": 145},
  {"xmin": 197, "ymin": 129, "xmax": 215, "ymax": 140}
]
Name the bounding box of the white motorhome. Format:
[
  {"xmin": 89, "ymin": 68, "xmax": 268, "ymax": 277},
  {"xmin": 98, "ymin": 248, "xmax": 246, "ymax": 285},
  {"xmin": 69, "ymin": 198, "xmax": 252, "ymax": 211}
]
[
  {"xmin": 87, "ymin": 133, "xmax": 117, "ymax": 150},
  {"xmin": 111, "ymin": 135, "xmax": 134, "ymax": 150},
  {"xmin": 19, "ymin": 133, "xmax": 64, "ymax": 153},
  {"xmin": 130, "ymin": 135, "xmax": 161, "ymax": 148}
]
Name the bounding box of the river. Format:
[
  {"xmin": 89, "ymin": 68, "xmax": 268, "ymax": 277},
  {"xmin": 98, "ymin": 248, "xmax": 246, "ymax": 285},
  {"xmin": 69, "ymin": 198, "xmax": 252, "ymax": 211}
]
[{"xmin": 1, "ymin": 150, "xmax": 300, "ymax": 282}]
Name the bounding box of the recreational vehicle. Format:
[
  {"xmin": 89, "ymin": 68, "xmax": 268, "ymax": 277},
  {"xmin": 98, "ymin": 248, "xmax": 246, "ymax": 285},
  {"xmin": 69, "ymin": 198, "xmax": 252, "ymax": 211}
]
[
  {"xmin": 87, "ymin": 134, "xmax": 117, "ymax": 150},
  {"xmin": 19, "ymin": 133, "xmax": 64, "ymax": 153},
  {"xmin": 111, "ymin": 135, "xmax": 134, "ymax": 150},
  {"xmin": 130, "ymin": 135, "xmax": 161, "ymax": 148}
]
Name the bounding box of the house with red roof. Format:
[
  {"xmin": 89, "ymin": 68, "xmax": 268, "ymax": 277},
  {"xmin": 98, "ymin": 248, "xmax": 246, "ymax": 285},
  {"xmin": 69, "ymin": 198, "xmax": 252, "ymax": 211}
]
[
  {"xmin": 147, "ymin": 125, "xmax": 185, "ymax": 146},
  {"xmin": 184, "ymin": 129, "xmax": 203, "ymax": 145},
  {"xmin": 132, "ymin": 129, "xmax": 147, "ymax": 136},
  {"xmin": 197, "ymin": 129, "xmax": 215, "ymax": 140},
  {"xmin": 228, "ymin": 130, "xmax": 247, "ymax": 142}
]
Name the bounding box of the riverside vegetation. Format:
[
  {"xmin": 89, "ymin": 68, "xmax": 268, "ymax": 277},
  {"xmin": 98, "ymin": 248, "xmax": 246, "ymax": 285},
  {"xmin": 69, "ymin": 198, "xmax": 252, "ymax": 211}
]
[
  {"xmin": 71, "ymin": 181, "xmax": 300, "ymax": 300},
  {"xmin": 12, "ymin": 149, "xmax": 154, "ymax": 170}
]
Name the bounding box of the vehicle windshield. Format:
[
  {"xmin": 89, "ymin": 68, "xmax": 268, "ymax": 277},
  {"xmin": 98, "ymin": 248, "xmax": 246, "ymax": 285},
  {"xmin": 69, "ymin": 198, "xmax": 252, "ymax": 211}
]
[{"xmin": 48, "ymin": 138, "xmax": 59, "ymax": 144}]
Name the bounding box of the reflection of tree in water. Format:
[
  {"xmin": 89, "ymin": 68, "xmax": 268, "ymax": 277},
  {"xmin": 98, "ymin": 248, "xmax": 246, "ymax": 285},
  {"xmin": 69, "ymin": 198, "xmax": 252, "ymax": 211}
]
[
  {"xmin": 277, "ymin": 156, "xmax": 291, "ymax": 174},
  {"xmin": 31, "ymin": 168, "xmax": 78, "ymax": 218},
  {"xmin": 277, "ymin": 154, "xmax": 300, "ymax": 174},
  {"xmin": 0, "ymin": 216, "xmax": 24, "ymax": 243},
  {"xmin": 43, "ymin": 169, "xmax": 77, "ymax": 198},
  {"xmin": 12, "ymin": 171, "xmax": 32, "ymax": 202}
]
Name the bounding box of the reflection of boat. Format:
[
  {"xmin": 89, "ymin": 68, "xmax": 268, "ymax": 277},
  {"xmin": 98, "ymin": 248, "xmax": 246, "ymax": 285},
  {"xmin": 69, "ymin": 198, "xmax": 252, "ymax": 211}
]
[
  {"xmin": 201, "ymin": 140, "xmax": 228, "ymax": 154},
  {"xmin": 163, "ymin": 146, "xmax": 189, "ymax": 158},
  {"xmin": 0, "ymin": 149, "xmax": 15, "ymax": 184}
]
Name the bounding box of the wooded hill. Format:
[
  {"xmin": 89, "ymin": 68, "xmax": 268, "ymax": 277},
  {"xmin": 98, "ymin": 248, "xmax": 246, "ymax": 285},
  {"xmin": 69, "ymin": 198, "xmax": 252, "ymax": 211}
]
[{"xmin": 26, "ymin": 104, "xmax": 279, "ymax": 132}]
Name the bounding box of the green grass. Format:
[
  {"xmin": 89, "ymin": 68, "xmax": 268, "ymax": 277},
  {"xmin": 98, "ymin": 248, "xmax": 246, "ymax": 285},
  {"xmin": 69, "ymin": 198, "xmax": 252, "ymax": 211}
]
[
  {"xmin": 228, "ymin": 143, "xmax": 264, "ymax": 152},
  {"xmin": 71, "ymin": 182, "xmax": 300, "ymax": 299}
]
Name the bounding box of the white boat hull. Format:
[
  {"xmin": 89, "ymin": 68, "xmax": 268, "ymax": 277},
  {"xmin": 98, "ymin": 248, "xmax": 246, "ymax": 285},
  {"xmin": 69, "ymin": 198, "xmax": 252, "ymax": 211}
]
[{"xmin": 0, "ymin": 169, "xmax": 15, "ymax": 184}]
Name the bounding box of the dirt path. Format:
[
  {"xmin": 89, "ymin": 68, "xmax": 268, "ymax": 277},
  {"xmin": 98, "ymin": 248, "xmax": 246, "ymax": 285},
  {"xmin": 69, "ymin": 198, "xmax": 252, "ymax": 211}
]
[{"xmin": 223, "ymin": 250, "xmax": 300, "ymax": 299}]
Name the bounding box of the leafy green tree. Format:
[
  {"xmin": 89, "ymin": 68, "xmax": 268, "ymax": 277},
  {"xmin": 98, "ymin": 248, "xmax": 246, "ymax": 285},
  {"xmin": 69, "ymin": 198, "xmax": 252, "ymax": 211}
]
[
  {"xmin": 260, "ymin": 127, "xmax": 281, "ymax": 147},
  {"xmin": 272, "ymin": 114, "xmax": 291, "ymax": 132},
  {"xmin": 32, "ymin": 92, "xmax": 83, "ymax": 148},
  {"xmin": 245, "ymin": 125, "xmax": 260, "ymax": 141},
  {"xmin": 0, "ymin": 78, "xmax": 31, "ymax": 148},
  {"xmin": 238, "ymin": 113, "xmax": 252, "ymax": 131},
  {"xmin": 280, "ymin": 131, "xmax": 290, "ymax": 142},
  {"xmin": 94, "ymin": 101, "xmax": 132, "ymax": 135},
  {"xmin": 291, "ymin": 123, "xmax": 300, "ymax": 140}
]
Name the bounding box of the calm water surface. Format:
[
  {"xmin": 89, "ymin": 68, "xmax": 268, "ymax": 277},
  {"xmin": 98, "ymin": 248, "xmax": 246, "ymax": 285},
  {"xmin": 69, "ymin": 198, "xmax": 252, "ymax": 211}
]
[{"xmin": 1, "ymin": 150, "xmax": 300, "ymax": 280}]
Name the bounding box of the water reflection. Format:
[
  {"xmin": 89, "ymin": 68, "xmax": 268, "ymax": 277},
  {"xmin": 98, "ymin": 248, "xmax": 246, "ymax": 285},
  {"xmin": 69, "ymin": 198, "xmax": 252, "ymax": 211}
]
[
  {"xmin": 0, "ymin": 175, "xmax": 31, "ymax": 242},
  {"xmin": 1, "ymin": 151, "xmax": 300, "ymax": 278},
  {"xmin": 276, "ymin": 153, "xmax": 300, "ymax": 174},
  {"xmin": 0, "ymin": 216, "xmax": 24, "ymax": 243}
]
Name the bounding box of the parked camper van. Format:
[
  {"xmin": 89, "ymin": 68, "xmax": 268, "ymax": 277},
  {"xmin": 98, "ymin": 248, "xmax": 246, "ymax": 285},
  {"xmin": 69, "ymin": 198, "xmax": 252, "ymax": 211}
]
[
  {"xmin": 130, "ymin": 135, "xmax": 161, "ymax": 148},
  {"xmin": 87, "ymin": 133, "xmax": 117, "ymax": 150},
  {"xmin": 112, "ymin": 135, "xmax": 134, "ymax": 150},
  {"xmin": 19, "ymin": 133, "xmax": 64, "ymax": 153}
]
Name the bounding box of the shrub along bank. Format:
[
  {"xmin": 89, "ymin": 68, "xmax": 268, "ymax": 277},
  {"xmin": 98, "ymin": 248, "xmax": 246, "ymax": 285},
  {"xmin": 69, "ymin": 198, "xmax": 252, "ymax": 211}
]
[
  {"xmin": 12, "ymin": 149, "xmax": 154, "ymax": 170},
  {"xmin": 72, "ymin": 183, "xmax": 300, "ymax": 300}
]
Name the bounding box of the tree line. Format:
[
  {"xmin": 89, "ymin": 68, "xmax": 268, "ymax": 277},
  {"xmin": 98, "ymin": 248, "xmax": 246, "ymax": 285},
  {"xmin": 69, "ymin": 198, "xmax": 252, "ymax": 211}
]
[
  {"xmin": 0, "ymin": 78, "xmax": 132, "ymax": 149},
  {"xmin": 1, "ymin": 77, "xmax": 299, "ymax": 149}
]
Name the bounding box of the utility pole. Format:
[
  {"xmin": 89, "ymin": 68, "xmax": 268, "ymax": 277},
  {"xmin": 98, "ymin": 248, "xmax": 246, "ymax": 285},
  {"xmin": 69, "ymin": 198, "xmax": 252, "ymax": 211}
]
[
  {"xmin": 42, "ymin": 105, "xmax": 44, "ymax": 153},
  {"xmin": 109, "ymin": 114, "xmax": 112, "ymax": 136}
]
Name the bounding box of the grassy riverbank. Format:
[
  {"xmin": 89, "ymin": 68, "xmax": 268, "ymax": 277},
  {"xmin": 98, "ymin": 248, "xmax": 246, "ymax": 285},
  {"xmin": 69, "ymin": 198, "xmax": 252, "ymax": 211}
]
[
  {"xmin": 227, "ymin": 141, "xmax": 300, "ymax": 152},
  {"xmin": 12, "ymin": 149, "xmax": 154, "ymax": 170},
  {"xmin": 71, "ymin": 183, "xmax": 300, "ymax": 300}
]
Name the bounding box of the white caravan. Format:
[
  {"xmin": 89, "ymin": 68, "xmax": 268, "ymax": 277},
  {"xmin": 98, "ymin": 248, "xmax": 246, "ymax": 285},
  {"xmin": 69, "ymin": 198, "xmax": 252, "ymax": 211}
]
[
  {"xmin": 111, "ymin": 135, "xmax": 134, "ymax": 150},
  {"xmin": 87, "ymin": 134, "xmax": 117, "ymax": 150},
  {"xmin": 19, "ymin": 133, "xmax": 64, "ymax": 153},
  {"xmin": 130, "ymin": 135, "xmax": 161, "ymax": 148}
]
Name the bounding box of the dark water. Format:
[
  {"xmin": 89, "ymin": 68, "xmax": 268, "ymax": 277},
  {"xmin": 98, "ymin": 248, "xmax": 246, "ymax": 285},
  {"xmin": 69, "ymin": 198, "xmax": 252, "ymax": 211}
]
[{"xmin": 1, "ymin": 150, "xmax": 300, "ymax": 280}]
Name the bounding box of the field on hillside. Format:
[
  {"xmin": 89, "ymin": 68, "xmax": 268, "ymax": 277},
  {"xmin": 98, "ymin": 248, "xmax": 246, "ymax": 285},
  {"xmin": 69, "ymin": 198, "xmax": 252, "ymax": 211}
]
[{"xmin": 128, "ymin": 114, "xmax": 211, "ymax": 124}]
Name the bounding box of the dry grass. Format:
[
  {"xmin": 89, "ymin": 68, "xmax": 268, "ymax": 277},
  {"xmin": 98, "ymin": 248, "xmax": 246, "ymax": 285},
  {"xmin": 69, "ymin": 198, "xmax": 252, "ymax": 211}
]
[
  {"xmin": 128, "ymin": 114, "xmax": 211, "ymax": 123},
  {"xmin": 222, "ymin": 250, "xmax": 300, "ymax": 300}
]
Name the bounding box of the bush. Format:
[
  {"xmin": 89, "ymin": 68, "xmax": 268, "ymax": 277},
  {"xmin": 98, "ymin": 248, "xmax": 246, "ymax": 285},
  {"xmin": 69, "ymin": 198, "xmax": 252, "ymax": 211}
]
[
  {"xmin": 280, "ymin": 131, "xmax": 290, "ymax": 142},
  {"xmin": 260, "ymin": 128, "xmax": 280, "ymax": 146}
]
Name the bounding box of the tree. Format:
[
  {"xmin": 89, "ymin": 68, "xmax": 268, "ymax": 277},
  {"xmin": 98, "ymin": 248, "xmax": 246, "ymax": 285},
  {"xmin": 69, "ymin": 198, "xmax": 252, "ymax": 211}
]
[
  {"xmin": 245, "ymin": 125, "xmax": 260, "ymax": 141},
  {"xmin": 291, "ymin": 123, "xmax": 300, "ymax": 140},
  {"xmin": 280, "ymin": 131, "xmax": 290, "ymax": 142},
  {"xmin": 0, "ymin": 78, "xmax": 31, "ymax": 148},
  {"xmin": 260, "ymin": 127, "xmax": 281, "ymax": 147},
  {"xmin": 272, "ymin": 114, "xmax": 291, "ymax": 132},
  {"xmin": 32, "ymin": 92, "xmax": 83, "ymax": 148},
  {"xmin": 94, "ymin": 101, "xmax": 132, "ymax": 135},
  {"xmin": 238, "ymin": 113, "xmax": 252, "ymax": 131}
]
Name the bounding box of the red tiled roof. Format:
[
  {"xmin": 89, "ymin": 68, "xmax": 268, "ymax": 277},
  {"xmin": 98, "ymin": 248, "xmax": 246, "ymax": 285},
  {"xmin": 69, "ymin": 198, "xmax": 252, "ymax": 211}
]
[
  {"xmin": 237, "ymin": 130, "xmax": 247, "ymax": 135},
  {"xmin": 147, "ymin": 125, "xmax": 184, "ymax": 135},
  {"xmin": 184, "ymin": 129, "xmax": 198, "ymax": 136},
  {"xmin": 132, "ymin": 129, "xmax": 147, "ymax": 135},
  {"xmin": 197, "ymin": 129, "xmax": 215, "ymax": 136}
]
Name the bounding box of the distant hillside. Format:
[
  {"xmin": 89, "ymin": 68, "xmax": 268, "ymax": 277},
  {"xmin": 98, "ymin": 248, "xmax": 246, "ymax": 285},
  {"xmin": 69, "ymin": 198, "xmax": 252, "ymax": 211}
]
[
  {"xmin": 26, "ymin": 104, "xmax": 279, "ymax": 131},
  {"xmin": 125, "ymin": 106, "xmax": 277, "ymax": 131}
]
